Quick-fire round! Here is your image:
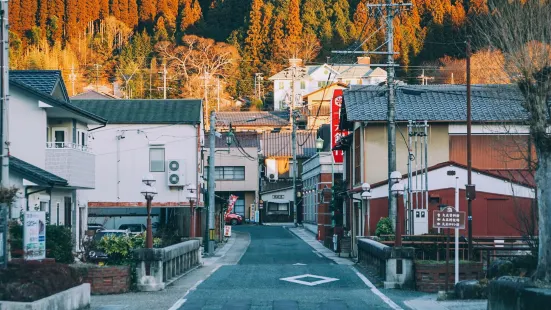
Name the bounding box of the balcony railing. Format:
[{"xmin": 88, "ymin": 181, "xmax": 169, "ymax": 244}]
[{"xmin": 46, "ymin": 142, "xmax": 91, "ymax": 153}]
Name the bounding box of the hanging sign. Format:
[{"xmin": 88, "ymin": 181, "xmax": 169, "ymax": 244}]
[
  {"xmin": 23, "ymin": 211, "xmax": 46, "ymax": 260},
  {"xmin": 433, "ymin": 206, "xmax": 466, "ymax": 229},
  {"xmin": 331, "ymin": 89, "xmax": 348, "ymax": 163}
]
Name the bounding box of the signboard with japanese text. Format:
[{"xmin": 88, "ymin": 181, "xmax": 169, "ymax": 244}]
[
  {"xmin": 224, "ymin": 225, "xmax": 232, "ymax": 237},
  {"xmin": 23, "ymin": 211, "xmax": 46, "ymax": 260},
  {"xmin": 225, "ymin": 195, "xmax": 238, "ymax": 216},
  {"xmin": 331, "ymin": 89, "xmax": 348, "ymax": 163},
  {"xmin": 433, "ymin": 207, "xmax": 466, "ymax": 229}
]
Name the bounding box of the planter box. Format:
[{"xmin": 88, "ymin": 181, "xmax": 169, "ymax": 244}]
[
  {"xmin": 71, "ymin": 265, "xmax": 130, "ymax": 295},
  {"xmin": 0, "ymin": 283, "xmax": 90, "ymax": 310},
  {"xmin": 415, "ymin": 261, "xmax": 484, "ymax": 293}
]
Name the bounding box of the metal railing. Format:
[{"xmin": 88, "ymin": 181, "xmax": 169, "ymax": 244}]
[{"xmin": 46, "ymin": 142, "xmax": 91, "ymax": 152}]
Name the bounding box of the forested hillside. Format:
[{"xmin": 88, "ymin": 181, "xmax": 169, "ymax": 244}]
[{"xmin": 8, "ymin": 0, "xmax": 489, "ymax": 105}]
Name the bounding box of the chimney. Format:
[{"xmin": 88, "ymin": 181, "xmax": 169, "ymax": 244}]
[
  {"xmin": 289, "ymin": 58, "xmax": 303, "ymax": 67},
  {"xmin": 357, "ymin": 56, "xmax": 371, "ymax": 66}
]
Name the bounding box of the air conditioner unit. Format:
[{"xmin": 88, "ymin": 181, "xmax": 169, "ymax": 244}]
[
  {"xmin": 167, "ymin": 159, "xmax": 185, "ymax": 187},
  {"xmin": 265, "ymin": 158, "xmax": 278, "ymax": 182}
]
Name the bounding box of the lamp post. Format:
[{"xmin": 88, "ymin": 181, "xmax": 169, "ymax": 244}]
[
  {"xmin": 390, "ymin": 171, "xmax": 403, "ymax": 247},
  {"xmin": 187, "ymin": 185, "xmax": 197, "ymax": 237},
  {"xmin": 316, "ymin": 137, "xmax": 324, "ymax": 153},
  {"xmin": 141, "ymin": 174, "xmax": 157, "ymax": 249},
  {"xmin": 361, "ymin": 183, "xmax": 371, "ymax": 236}
]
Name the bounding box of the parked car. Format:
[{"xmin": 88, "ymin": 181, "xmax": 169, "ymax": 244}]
[
  {"xmin": 88, "ymin": 229, "xmax": 130, "ymax": 264},
  {"xmin": 118, "ymin": 224, "xmax": 147, "ymax": 235},
  {"xmin": 225, "ymin": 213, "xmax": 243, "ymax": 225},
  {"xmin": 87, "ymin": 223, "xmax": 105, "ymax": 232}
]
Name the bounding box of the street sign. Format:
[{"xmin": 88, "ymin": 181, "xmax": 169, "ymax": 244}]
[
  {"xmin": 433, "ymin": 206, "xmax": 466, "ymax": 229},
  {"xmin": 224, "ymin": 225, "xmax": 232, "ymax": 237}
]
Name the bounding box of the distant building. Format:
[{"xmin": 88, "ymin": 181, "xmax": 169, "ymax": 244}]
[
  {"xmin": 71, "ymin": 90, "xmax": 119, "ymax": 100},
  {"xmin": 269, "ymin": 57, "xmax": 387, "ymax": 111}
]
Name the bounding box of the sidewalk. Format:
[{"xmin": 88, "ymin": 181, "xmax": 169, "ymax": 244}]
[
  {"xmin": 91, "ymin": 231, "xmax": 250, "ymax": 310},
  {"xmin": 288, "ymin": 226, "xmax": 487, "ymax": 310}
]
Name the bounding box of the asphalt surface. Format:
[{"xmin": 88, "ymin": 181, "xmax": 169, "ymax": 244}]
[{"xmin": 179, "ymin": 225, "xmax": 397, "ymax": 310}]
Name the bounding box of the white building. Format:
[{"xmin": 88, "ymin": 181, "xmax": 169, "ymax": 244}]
[
  {"xmin": 269, "ymin": 57, "xmax": 387, "ymax": 111},
  {"xmin": 70, "ymin": 99, "xmax": 204, "ymax": 237},
  {"xmin": 8, "ymin": 70, "xmax": 107, "ymax": 250}
]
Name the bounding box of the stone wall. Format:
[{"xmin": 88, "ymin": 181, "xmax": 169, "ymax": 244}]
[
  {"xmin": 415, "ymin": 261, "xmax": 484, "ymax": 292},
  {"xmin": 71, "ymin": 265, "xmax": 130, "ymax": 295}
]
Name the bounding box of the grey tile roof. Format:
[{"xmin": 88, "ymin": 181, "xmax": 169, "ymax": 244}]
[
  {"xmin": 216, "ymin": 111, "xmax": 289, "ymax": 127},
  {"xmin": 71, "ymin": 90, "xmax": 118, "ymax": 100},
  {"xmin": 343, "ymin": 84, "xmax": 530, "ymax": 122},
  {"xmin": 215, "ymin": 132, "xmax": 259, "ymax": 148},
  {"xmin": 261, "ymin": 131, "xmax": 317, "ymax": 158},
  {"xmin": 10, "ymin": 70, "xmax": 65, "ymax": 96},
  {"xmin": 10, "ymin": 156, "xmax": 68, "ymax": 186},
  {"xmin": 71, "ymin": 99, "xmax": 202, "ymax": 124}
]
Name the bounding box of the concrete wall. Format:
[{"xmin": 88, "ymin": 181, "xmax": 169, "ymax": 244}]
[
  {"xmin": 84, "ymin": 123, "xmax": 201, "ymax": 205},
  {"xmin": 46, "ymin": 148, "xmax": 95, "ymax": 188},
  {"xmin": 9, "ymin": 87, "xmax": 47, "ymax": 168},
  {"xmin": 363, "ymin": 123, "xmax": 450, "ymax": 184}
]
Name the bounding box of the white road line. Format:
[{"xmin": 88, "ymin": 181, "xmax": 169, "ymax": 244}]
[
  {"xmin": 351, "ymin": 266, "xmax": 403, "ymax": 310},
  {"xmin": 167, "ymin": 264, "xmax": 222, "ymax": 310},
  {"xmin": 312, "ymin": 250, "xmax": 323, "ymax": 258}
]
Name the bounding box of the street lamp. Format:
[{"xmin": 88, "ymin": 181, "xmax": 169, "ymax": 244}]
[
  {"xmin": 316, "ymin": 137, "xmax": 324, "ymax": 152},
  {"xmin": 390, "ymin": 172, "xmax": 404, "ymax": 247},
  {"xmin": 141, "ymin": 175, "xmax": 157, "ymax": 249},
  {"xmin": 361, "ymin": 182, "xmax": 371, "ymax": 236}
]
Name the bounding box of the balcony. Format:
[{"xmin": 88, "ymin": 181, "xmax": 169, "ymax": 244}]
[{"xmin": 45, "ymin": 142, "xmax": 95, "ymax": 189}]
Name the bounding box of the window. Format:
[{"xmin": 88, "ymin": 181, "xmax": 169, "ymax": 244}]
[
  {"xmin": 354, "ymin": 128, "xmax": 361, "ymax": 184},
  {"xmin": 300, "ymin": 81, "xmax": 306, "ymax": 89},
  {"xmin": 77, "ymin": 130, "xmax": 87, "ymax": 147},
  {"xmin": 317, "ymin": 81, "xmax": 328, "ymax": 88},
  {"xmin": 279, "ymin": 81, "xmax": 284, "ymax": 90},
  {"xmin": 234, "ymin": 199, "xmax": 245, "ymax": 216},
  {"xmin": 215, "ymin": 166, "xmax": 245, "ymax": 180},
  {"xmin": 53, "ymin": 128, "xmax": 66, "ymax": 148},
  {"xmin": 149, "ymin": 148, "xmax": 165, "ymax": 172},
  {"xmin": 268, "ymin": 202, "xmax": 288, "ymax": 214}
]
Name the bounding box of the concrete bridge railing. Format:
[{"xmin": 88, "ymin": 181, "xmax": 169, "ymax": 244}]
[{"xmin": 133, "ymin": 239, "xmax": 202, "ymax": 291}]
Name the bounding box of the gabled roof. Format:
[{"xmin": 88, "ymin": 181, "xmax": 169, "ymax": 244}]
[
  {"xmin": 261, "ymin": 131, "xmax": 317, "ymax": 158},
  {"xmin": 269, "ymin": 66, "xmax": 313, "ymax": 80},
  {"xmin": 215, "ymin": 132, "xmax": 259, "ymax": 148},
  {"xmin": 10, "ymin": 79, "xmax": 107, "ymax": 125},
  {"xmin": 269, "ymin": 64, "xmax": 388, "ymax": 81},
  {"xmin": 10, "ymin": 156, "xmax": 68, "ymax": 187},
  {"xmin": 216, "ymin": 111, "xmax": 289, "ymax": 127},
  {"xmin": 10, "ymin": 70, "xmax": 69, "ymax": 101},
  {"xmin": 71, "ymin": 90, "xmax": 119, "ymax": 100},
  {"xmin": 343, "ymin": 84, "xmax": 530, "ymax": 123},
  {"xmin": 71, "ymin": 99, "xmax": 202, "ymax": 124},
  {"xmin": 303, "ymin": 82, "xmax": 348, "ymax": 99}
]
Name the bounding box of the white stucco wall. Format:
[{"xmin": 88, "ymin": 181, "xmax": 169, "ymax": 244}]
[
  {"xmin": 9, "ymin": 87, "xmax": 47, "ymax": 168},
  {"xmin": 86, "ymin": 123, "xmax": 201, "ymax": 204},
  {"xmin": 213, "ymin": 147, "xmax": 259, "ymax": 193}
]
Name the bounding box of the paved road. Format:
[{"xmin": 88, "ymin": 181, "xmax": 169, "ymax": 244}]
[{"xmin": 178, "ymin": 226, "xmax": 397, "ymax": 310}]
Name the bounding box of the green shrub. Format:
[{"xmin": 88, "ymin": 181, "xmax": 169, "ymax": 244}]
[
  {"xmin": 9, "ymin": 223, "xmax": 73, "ymax": 263},
  {"xmin": 375, "ymin": 217, "xmax": 394, "ymax": 237},
  {"xmin": 96, "ymin": 232, "xmax": 161, "ymax": 265}
]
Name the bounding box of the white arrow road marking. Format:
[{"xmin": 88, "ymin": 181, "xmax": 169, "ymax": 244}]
[{"xmin": 293, "ymin": 263, "xmax": 307, "ymax": 266}]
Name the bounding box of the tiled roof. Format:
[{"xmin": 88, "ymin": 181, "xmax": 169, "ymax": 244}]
[
  {"xmin": 343, "ymin": 84, "xmax": 530, "ymax": 122},
  {"xmin": 216, "ymin": 111, "xmax": 289, "ymax": 127},
  {"xmin": 215, "ymin": 132, "xmax": 260, "ymax": 148},
  {"xmin": 71, "ymin": 90, "xmax": 118, "ymax": 100},
  {"xmin": 10, "ymin": 156, "xmax": 68, "ymax": 186},
  {"xmin": 71, "ymin": 99, "xmax": 202, "ymax": 124},
  {"xmin": 10, "ymin": 70, "xmax": 64, "ymax": 96},
  {"xmin": 261, "ymin": 131, "xmax": 317, "ymax": 158}
]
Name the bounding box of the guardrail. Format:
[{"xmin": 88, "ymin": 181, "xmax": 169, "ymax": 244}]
[{"xmin": 133, "ymin": 240, "xmax": 201, "ymax": 291}]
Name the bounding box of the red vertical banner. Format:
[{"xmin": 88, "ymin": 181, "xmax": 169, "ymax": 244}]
[{"xmin": 331, "ymin": 89, "xmax": 347, "ymax": 163}]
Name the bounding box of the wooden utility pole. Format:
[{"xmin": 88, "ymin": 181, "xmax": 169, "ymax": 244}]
[
  {"xmin": 466, "ymin": 37, "xmax": 475, "ymax": 260},
  {"xmin": 69, "ymin": 64, "xmax": 77, "ymax": 96},
  {"xmin": 201, "ymin": 69, "xmax": 210, "ymax": 128}
]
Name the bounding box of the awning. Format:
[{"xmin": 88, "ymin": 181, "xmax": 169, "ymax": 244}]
[{"xmin": 266, "ymin": 199, "xmax": 290, "ymax": 204}]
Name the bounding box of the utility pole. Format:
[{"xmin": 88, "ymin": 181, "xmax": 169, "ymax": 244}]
[
  {"xmin": 69, "ymin": 64, "xmax": 77, "ymax": 96},
  {"xmin": 289, "ymin": 60, "xmax": 299, "ymax": 226},
  {"xmin": 159, "ymin": 63, "xmax": 168, "ymax": 99},
  {"xmin": 365, "ymin": 0, "xmax": 411, "ymax": 232},
  {"xmin": 93, "ymin": 64, "xmax": 102, "ymax": 91},
  {"xmin": 466, "ymin": 37, "xmax": 475, "ymax": 260},
  {"xmin": 206, "ymin": 112, "xmax": 216, "ymax": 255},
  {"xmin": 1, "ymin": 0, "xmax": 9, "ymax": 188},
  {"xmin": 417, "ymin": 69, "xmax": 434, "ymax": 85},
  {"xmin": 217, "ymin": 79, "xmax": 220, "ymax": 112},
  {"xmin": 201, "ymin": 70, "xmax": 210, "ymax": 128}
]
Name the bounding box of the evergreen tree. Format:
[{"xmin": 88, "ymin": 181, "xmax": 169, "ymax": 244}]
[
  {"xmin": 19, "ymin": 0, "xmax": 38, "ymax": 35},
  {"xmin": 111, "ymin": 0, "xmax": 121, "ymax": 20},
  {"xmin": 128, "ymin": 0, "xmax": 139, "ymax": 28},
  {"xmin": 155, "ymin": 16, "xmax": 169, "ymax": 41},
  {"xmin": 244, "ymin": 0, "xmax": 264, "ymax": 68},
  {"xmin": 138, "ymin": 0, "xmax": 156, "ymax": 26},
  {"xmin": 285, "ymin": 0, "xmax": 303, "ymax": 52},
  {"xmin": 179, "ymin": 0, "xmax": 202, "ymax": 32},
  {"xmin": 9, "ymin": 0, "xmax": 22, "ymax": 35},
  {"xmin": 118, "ymin": 0, "xmax": 129, "ymax": 25},
  {"xmin": 270, "ymin": 13, "xmax": 285, "ymax": 70}
]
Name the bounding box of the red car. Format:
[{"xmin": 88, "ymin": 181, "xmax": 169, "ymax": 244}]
[{"xmin": 225, "ymin": 213, "xmax": 243, "ymax": 225}]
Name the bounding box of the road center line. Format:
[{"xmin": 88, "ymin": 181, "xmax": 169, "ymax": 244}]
[{"xmin": 350, "ymin": 266, "xmax": 403, "ymax": 310}]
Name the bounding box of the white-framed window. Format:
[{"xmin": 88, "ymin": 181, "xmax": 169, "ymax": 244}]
[
  {"xmin": 77, "ymin": 130, "xmax": 87, "ymax": 147},
  {"xmin": 279, "ymin": 81, "xmax": 284, "ymax": 90},
  {"xmin": 215, "ymin": 166, "xmax": 245, "ymax": 180},
  {"xmin": 317, "ymin": 81, "xmax": 328, "ymax": 88},
  {"xmin": 149, "ymin": 148, "xmax": 165, "ymax": 172},
  {"xmin": 300, "ymin": 80, "xmax": 306, "ymax": 89},
  {"xmin": 52, "ymin": 127, "xmax": 67, "ymax": 148},
  {"xmin": 268, "ymin": 202, "xmax": 288, "ymax": 214}
]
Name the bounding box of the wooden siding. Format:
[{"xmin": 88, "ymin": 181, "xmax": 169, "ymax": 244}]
[{"xmin": 449, "ymin": 135, "xmax": 535, "ymax": 169}]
